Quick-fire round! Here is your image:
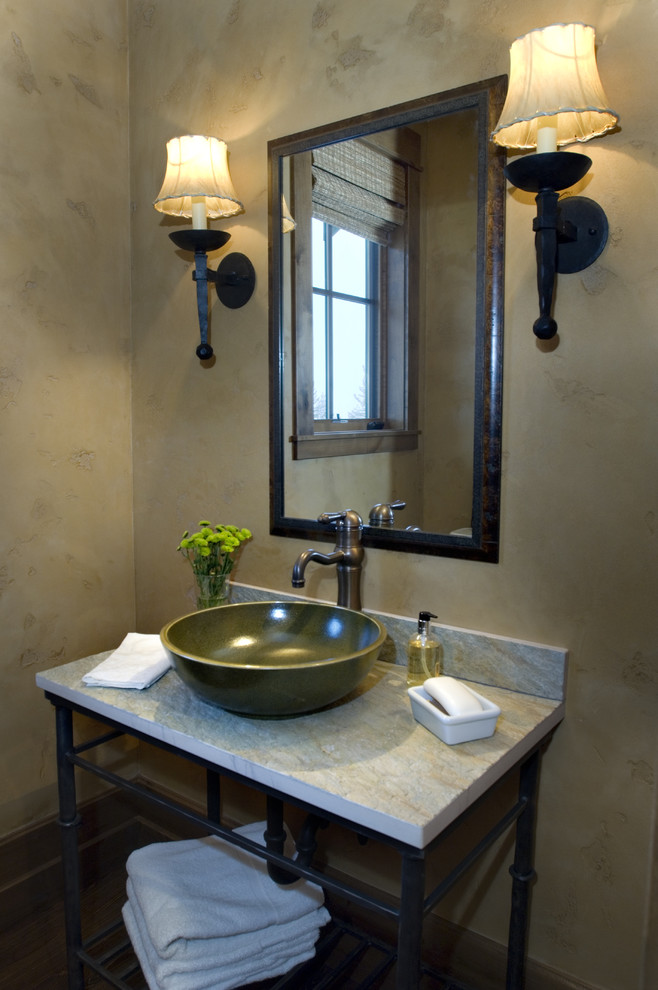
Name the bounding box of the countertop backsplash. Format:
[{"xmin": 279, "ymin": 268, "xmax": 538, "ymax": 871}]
[{"xmin": 228, "ymin": 582, "xmax": 567, "ymax": 701}]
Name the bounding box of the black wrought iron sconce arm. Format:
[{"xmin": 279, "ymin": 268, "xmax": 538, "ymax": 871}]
[
  {"xmin": 504, "ymin": 151, "xmax": 608, "ymax": 340},
  {"xmin": 169, "ymin": 229, "xmax": 255, "ymax": 360}
]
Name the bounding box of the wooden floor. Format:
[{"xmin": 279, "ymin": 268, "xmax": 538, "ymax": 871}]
[
  {"xmin": 0, "ymin": 816, "xmax": 139, "ymax": 990},
  {"xmin": 0, "ymin": 857, "xmax": 121, "ymax": 989}
]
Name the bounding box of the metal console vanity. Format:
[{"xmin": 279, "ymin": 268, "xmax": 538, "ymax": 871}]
[{"xmin": 37, "ymin": 615, "xmax": 565, "ymax": 990}]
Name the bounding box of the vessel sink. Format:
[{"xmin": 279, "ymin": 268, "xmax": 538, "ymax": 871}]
[{"xmin": 160, "ymin": 600, "xmax": 387, "ymax": 717}]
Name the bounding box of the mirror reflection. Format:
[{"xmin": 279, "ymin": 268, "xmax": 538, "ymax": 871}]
[{"xmin": 269, "ymin": 77, "xmax": 506, "ymax": 561}]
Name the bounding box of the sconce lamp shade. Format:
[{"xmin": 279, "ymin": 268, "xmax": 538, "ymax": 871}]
[
  {"xmin": 492, "ymin": 23, "xmax": 618, "ymax": 149},
  {"xmin": 154, "ymin": 135, "xmax": 243, "ymax": 219},
  {"xmin": 281, "ymin": 194, "xmax": 296, "ymax": 233}
]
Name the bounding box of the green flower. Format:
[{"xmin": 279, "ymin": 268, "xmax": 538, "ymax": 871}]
[{"xmin": 177, "ymin": 519, "xmax": 253, "ymax": 584}]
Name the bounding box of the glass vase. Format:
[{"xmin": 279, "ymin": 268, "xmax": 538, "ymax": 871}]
[{"xmin": 194, "ymin": 571, "xmax": 230, "ymax": 610}]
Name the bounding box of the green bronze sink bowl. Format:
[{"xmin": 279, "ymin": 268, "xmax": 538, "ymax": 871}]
[{"xmin": 160, "ymin": 600, "xmax": 387, "ymax": 718}]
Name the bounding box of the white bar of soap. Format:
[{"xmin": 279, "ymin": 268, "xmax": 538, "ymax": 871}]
[{"xmin": 423, "ymin": 676, "xmax": 484, "ymax": 717}]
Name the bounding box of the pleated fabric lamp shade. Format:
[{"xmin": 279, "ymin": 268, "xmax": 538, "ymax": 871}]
[
  {"xmin": 154, "ymin": 135, "xmax": 243, "ymax": 228},
  {"xmin": 491, "ymin": 23, "xmax": 618, "ymax": 153}
]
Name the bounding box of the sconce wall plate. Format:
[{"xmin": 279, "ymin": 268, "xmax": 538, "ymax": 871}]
[
  {"xmin": 216, "ymin": 253, "xmax": 256, "ymax": 309},
  {"xmin": 552, "ymin": 197, "xmax": 608, "ymax": 274}
]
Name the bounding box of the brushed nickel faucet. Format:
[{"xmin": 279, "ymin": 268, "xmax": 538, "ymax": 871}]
[{"xmin": 291, "ymin": 510, "xmax": 365, "ymax": 610}]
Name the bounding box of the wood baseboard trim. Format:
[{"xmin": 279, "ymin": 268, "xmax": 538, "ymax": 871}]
[
  {"xmin": 327, "ymin": 879, "xmax": 595, "ymax": 990},
  {"xmin": 423, "ymin": 914, "xmax": 594, "ymax": 990}
]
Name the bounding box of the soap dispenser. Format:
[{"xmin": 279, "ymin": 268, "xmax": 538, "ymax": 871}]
[{"xmin": 407, "ymin": 611, "xmax": 440, "ymax": 687}]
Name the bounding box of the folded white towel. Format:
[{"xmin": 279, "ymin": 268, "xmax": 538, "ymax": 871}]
[
  {"xmin": 126, "ymin": 879, "xmax": 328, "ymax": 973},
  {"xmin": 123, "ymin": 895, "xmax": 326, "ymax": 989},
  {"xmin": 126, "ymin": 822, "xmax": 326, "ymax": 957},
  {"xmin": 82, "ymin": 633, "xmax": 171, "ymax": 689}
]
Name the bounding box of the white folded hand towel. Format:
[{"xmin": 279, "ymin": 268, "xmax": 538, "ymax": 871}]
[
  {"xmin": 126, "ymin": 821, "xmax": 326, "ymax": 957},
  {"xmin": 126, "ymin": 879, "xmax": 328, "ymax": 973},
  {"xmin": 82, "ymin": 633, "xmax": 171, "ymax": 689},
  {"xmin": 123, "ymin": 894, "xmax": 327, "ymax": 989}
]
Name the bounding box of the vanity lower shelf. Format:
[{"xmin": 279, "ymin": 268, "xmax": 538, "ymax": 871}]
[{"xmin": 76, "ymin": 914, "xmax": 474, "ymax": 990}]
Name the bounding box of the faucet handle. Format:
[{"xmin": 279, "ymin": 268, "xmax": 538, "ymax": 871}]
[
  {"xmin": 368, "ymin": 500, "xmax": 406, "ymax": 526},
  {"xmin": 318, "ymin": 509, "xmax": 363, "ymax": 530}
]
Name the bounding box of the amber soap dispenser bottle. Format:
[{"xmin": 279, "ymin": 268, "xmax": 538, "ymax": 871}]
[{"xmin": 406, "ymin": 611, "xmax": 440, "ymax": 687}]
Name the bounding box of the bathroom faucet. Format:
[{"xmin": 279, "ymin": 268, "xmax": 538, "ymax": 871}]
[{"xmin": 291, "ymin": 510, "xmax": 365, "ymax": 610}]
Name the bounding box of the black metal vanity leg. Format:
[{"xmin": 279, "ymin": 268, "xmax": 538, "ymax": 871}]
[
  {"xmin": 506, "ymin": 749, "xmax": 540, "ymax": 990},
  {"xmin": 206, "ymin": 769, "xmax": 221, "ymax": 823},
  {"xmin": 55, "ymin": 704, "xmax": 85, "ymax": 990},
  {"xmin": 397, "ymin": 849, "xmax": 426, "ymax": 990}
]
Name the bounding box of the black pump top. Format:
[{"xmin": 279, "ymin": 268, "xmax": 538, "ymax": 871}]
[{"xmin": 418, "ymin": 610, "xmax": 438, "ymax": 631}]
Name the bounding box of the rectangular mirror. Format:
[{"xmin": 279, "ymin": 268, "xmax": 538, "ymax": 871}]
[{"xmin": 269, "ymin": 76, "xmax": 507, "ymax": 561}]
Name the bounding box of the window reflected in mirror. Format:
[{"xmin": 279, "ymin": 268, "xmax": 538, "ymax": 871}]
[
  {"xmin": 288, "ymin": 128, "xmax": 421, "ymax": 460},
  {"xmin": 311, "ymin": 220, "xmax": 375, "ymax": 424}
]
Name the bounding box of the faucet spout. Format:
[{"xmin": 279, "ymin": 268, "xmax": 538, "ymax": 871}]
[{"xmin": 291, "ymin": 549, "xmax": 345, "ymax": 588}]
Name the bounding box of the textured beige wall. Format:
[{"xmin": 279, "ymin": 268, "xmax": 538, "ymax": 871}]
[
  {"xmin": 2, "ymin": 0, "xmax": 654, "ymax": 987},
  {"xmin": 0, "ymin": 0, "xmax": 135, "ymax": 834},
  {"xmin": 129, "ymin": 2, "xmax": 657, "ymax": 987}
]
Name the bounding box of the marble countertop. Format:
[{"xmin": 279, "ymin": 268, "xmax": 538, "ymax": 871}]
[{"xmin": 37, "ymin": 653, "xmax": 564, "ymax": 849}]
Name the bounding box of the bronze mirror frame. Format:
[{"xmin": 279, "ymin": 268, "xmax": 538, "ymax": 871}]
[{"xmin": 268, "ymin": 75, "xmax": 507, "ymax": 562}]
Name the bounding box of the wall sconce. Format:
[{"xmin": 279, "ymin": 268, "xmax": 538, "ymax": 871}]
[
  {"xmin": 492, "ymin": 23, "xmax": 619, "ymax": 339},
  {"xmin": 154, "ymin": 135, "xmax": 255, "ymax": 360}
]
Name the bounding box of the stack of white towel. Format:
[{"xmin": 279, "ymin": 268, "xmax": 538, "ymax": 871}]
[{"xmin": 122, "ymin": 821, "xmax": 330, "ymax": 990}]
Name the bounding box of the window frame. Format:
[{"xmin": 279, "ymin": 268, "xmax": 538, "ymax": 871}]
[
  {"xmin": 312, "ymin": 219, "xmax": 380, "ymax": 425},
  {"xmin": 289, "ymin": 143, "xmax": 420, "ymax": 460}
]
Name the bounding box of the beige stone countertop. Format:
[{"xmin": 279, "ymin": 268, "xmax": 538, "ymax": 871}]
[{"xmin": 37, "ymin": 654, "xmax": 564, "ymax": 848}]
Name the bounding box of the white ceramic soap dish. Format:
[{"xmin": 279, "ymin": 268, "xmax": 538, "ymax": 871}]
[{"xmin": 408, "ymin": 682, "xmax": 501, "ymax": 745}]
